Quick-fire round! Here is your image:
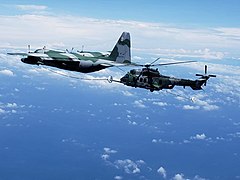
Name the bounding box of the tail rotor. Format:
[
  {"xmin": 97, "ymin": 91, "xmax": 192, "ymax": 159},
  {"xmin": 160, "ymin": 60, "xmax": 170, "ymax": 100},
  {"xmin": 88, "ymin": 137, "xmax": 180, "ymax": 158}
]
[{"xmin": 196, "ymin": 65, "xmax": 216, "ymax": 86}]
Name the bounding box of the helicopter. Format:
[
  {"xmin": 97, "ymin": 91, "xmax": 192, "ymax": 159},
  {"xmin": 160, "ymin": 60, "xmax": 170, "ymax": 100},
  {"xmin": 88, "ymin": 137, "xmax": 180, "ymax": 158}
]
[{"xmin": 111, "ymin": 59, "xmax": 216, "ymax": 92}]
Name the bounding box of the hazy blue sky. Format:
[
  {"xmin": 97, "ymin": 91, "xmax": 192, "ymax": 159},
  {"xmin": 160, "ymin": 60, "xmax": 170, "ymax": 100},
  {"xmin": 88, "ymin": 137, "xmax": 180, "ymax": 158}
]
[{"xmin": 1, "ymin": 0, "xmax": 240, "ymax": 26}]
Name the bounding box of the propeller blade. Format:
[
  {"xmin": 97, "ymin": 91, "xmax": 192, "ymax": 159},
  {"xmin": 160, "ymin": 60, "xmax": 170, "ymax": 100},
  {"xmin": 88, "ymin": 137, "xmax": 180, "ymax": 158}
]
[
  {"xmin": 196, "ymin": 74, "xmax": 203, "ymax": 76},
  {"xmin": 81, "ymin": 45, "xmax": 84, "ymax": 53},
  {"xmin": 205, "ymin": 65, "xmax": 207, "ymax": 74},
  {"xmin": 28, "ymin": 45, "xmax": 30, "ymax": 53},
  {"xmin": 204, "ymin": 81, "xmax": 207, "ymax": 86}
]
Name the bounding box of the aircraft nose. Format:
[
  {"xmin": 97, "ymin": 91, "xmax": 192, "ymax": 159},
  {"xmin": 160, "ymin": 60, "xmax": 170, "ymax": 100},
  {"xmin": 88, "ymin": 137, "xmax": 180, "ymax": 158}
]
[{"xmin": 21, "ymin": 58, "xmax": 26, "ymax": 63}]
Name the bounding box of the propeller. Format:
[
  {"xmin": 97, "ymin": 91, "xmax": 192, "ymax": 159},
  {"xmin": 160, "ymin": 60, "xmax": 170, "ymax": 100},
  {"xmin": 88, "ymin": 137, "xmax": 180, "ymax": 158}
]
[
  {"xmin": 81, "ymin": 45, "xmax": 84, "ymax": 53},
  {"xmin": 28, "ymin": 45, "xmax": 31, "ymax": 53},
  {"xmin": 66, "ymin": 47, "xmax": 75, "ymax": 53},
  {"xmin": 196, "ymin": 65, "xmax": 216, "ymax": 86},
  {"xmin": 42, "ymin": 46, "xmax": 46, "ymax": 54}
]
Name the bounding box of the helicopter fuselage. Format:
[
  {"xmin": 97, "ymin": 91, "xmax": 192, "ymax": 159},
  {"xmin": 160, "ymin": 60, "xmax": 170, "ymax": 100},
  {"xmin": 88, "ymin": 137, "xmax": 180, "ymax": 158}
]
[{"xmin": 120, "ymin": 68, "xmax": 210, "ymax": 92}]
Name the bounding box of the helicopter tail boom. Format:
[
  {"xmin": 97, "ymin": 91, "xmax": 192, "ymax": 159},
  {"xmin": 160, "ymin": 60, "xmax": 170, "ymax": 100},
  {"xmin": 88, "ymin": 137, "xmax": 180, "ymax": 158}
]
[{"xmin": 190, "ymin": 79, "xmax": 206, "ymax": 90}]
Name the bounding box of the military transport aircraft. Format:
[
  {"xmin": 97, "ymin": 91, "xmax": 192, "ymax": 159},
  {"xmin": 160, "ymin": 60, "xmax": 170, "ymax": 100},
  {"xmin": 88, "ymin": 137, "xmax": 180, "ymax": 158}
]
[
  {"xmin": 109, "ymin": 60, "xmax": 216, "ymax": 92},
  {"xmin": 8, "ymin": 32, "xmax": 131, "ymax": 73}
]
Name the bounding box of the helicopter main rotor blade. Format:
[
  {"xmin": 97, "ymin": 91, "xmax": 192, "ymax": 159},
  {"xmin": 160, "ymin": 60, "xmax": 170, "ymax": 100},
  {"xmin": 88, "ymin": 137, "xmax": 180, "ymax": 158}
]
[
  {"xmin": 150, "ymin": 57, "xmax": 161, "ymax": 65},
  {"xmin": 209, "ymin": 75, "xmax": 216, "ymax": 77},
  {"xmin": 151, "ymin": 60, "xmax": 196, "ymax": 66}
]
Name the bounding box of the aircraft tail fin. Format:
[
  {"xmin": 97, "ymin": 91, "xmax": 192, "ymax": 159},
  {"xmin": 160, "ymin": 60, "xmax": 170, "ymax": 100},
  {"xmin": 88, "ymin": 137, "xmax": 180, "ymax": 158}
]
[{"xmin": 109, "ymin": 32, "xmax": 131, "ymax": 64}]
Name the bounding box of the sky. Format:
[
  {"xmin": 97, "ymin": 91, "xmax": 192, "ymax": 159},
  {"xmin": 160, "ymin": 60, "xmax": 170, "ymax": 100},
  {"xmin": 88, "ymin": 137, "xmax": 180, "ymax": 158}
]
[
  {"xmin": 1, "ymin": 0, "xmax": 240, "ymax": 27},
  {"xmin": 1, "ymin": 0, "xmax": 240, "ymax": 60}
]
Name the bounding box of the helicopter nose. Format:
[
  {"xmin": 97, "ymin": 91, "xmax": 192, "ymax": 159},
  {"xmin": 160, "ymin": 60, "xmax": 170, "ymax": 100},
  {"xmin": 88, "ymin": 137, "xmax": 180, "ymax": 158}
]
[
  {"xmin": 120, "ymin": 73, "xmax": 130, "ymax": 83},
  {"xmin": 120, "ymin": 76, "xmax": 127, "ymax": 83}
]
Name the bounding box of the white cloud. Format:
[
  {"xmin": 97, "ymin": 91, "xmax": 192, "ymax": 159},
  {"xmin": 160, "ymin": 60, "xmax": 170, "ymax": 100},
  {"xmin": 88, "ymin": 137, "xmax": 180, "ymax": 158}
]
[
  {"xmin": 114, "ymin": 176, "xmax": 123, "ymax": 180},
  {"xmin": 0, "ymin": 108, "xmax": 6, "ymax": 114},
  {"xmin": 183, "ymin": 140, "xmax": 191, "ymax": 144},
  {"xmin": 35, "ymin": 87, "xmax": 45, "ymax": 91},
  {"xmin": 1, "ymin": 13, "xmax": 240, "ymax": 57},
  {"xmin": 190, "ymin": 94, "xmax": 219, "ymax": 111},
  {"xmin": 6, "ymin": 103, "xmax": 17, "ymax": 108},
  {"xmin": 192, "ymin": 133, "xmax": 207, "ymax": 140},
  {"xmin": 0, "ymin": 69, "xmax": 14, "ymax": 76},
  {"xmin": 193, "ymin": 175, "xmax": 207, "ymax": 180},
  {"xmin": 132, "ymin": 56, "xmax": 143, "ymax": 60},
  {"xmin": 202, "ymin": 104, "xmax": 219, "ymax": 111},
  {"xmin": 215, "ymin": 27, "xmax": 240, "ymax": 38},
  {"xmin": 136, "ymin": 160, "xmax": 145, "ymax": 165},
  {"xmin": 153, "ymin": 101, "xmax": 168, "ymax": 107},
  {"xmin": 101, "ymin": 147, "xmax": 117, "ymax": 161},
  {"xmin": 152, "ymin": 139, "xmax": 158, "ymax": 143},
  {"xmin": 133, "ymin": 100, "xmax": 146, "ymax": 108},
  {"xmin": 101, "ymin": 154, "xmax": 110, "ymax": 161},
  {"xmin": 114, "ymin": 159, "xmax": 141, "ymax": 174},
  {"xmin": 104, "ymin": 147, "xmax": 117, "ymax": 154},
  {"xmin": 15, "ymin": 5, "xmax": 48, "ymax": 11},
  {"xmin": 140, "ymin": 47, "xmax": 226, "ymax": 60},
  {"xmin": 128, "ymin": 121, "xmax": 137, "ymax": 125},
  {"xmin": 122, "ymin": 90, "xmax": 134, "ymax": 97},
  {"xmin": 157, "ymin": 166, "xmax": 167, "ymax": 179},
  {"xmin": 173, "ymin": 173, "xmax": 185, "ymax": 180},
  {"xmin": 183, "ymin": 105, "xmax": 200, "ymax": 110}
]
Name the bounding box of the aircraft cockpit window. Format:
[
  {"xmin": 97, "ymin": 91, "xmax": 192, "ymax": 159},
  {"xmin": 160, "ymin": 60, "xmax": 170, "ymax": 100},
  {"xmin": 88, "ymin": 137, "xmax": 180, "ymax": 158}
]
[
  {"xmin": 34, "ymin": 49, "xmax": 46, "ymax": 53},
  {"xmin": 142, "ymin": 71, "xmax": 148, "ymax": 76}
]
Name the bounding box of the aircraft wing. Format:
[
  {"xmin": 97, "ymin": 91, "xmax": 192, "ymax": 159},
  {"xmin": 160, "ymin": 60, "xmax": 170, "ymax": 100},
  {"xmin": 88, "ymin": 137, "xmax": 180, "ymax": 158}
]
[{"xmin": 7, "ymin": 52, "xmax": 29, "ymax": 56}]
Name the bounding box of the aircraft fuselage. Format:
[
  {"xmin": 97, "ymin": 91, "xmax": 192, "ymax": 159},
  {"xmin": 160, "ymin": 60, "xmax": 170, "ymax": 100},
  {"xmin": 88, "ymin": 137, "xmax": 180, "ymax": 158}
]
[{"xmin": 21, "ymin": 56, "xmax": 108, "ymax": 73}]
